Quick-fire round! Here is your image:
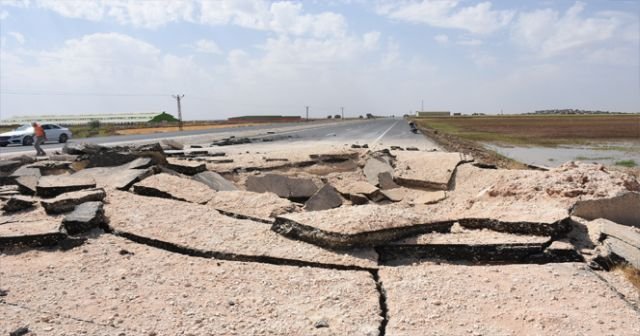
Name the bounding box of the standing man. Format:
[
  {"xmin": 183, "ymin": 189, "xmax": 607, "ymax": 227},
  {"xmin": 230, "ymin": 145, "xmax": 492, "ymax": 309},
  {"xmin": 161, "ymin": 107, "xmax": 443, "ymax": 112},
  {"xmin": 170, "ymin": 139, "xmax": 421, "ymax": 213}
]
[{"xmin": 32, "ymin": 122, "xmax": 47, "ymax": 156}]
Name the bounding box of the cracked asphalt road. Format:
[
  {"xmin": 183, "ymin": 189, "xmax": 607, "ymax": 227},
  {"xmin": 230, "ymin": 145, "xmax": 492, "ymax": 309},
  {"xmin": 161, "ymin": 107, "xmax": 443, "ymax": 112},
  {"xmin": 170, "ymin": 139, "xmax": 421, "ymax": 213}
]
[{"xmin": 0, "ymin": 118, "xmax": 439, "ymax": 157}]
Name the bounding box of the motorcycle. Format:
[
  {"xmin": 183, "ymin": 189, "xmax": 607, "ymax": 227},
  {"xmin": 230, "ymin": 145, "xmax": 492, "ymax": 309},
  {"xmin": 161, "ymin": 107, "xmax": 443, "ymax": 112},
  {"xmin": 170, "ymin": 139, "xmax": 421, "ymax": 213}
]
[{"xmin": 409, "ymin": 122, "xmax": 419, "ymax": 134}]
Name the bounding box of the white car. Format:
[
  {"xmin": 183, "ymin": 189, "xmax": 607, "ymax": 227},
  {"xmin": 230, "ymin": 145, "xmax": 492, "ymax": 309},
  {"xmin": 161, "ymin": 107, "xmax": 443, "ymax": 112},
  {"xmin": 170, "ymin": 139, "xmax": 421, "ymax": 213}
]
[{"xmin": 0, "ymin": 124, "xmax": 73, "ymax": 147}]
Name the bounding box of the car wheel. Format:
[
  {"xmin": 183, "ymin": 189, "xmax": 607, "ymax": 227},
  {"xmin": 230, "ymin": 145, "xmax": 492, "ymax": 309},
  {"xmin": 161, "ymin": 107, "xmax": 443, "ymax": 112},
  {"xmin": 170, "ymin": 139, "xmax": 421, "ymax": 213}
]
[
  {"xmin": 22, "ymin": 136, "xmax": 33, "ymax": 146},
  {"xmin": 59, "ymin": 133, "xmax": 68, "ymax": 143}
]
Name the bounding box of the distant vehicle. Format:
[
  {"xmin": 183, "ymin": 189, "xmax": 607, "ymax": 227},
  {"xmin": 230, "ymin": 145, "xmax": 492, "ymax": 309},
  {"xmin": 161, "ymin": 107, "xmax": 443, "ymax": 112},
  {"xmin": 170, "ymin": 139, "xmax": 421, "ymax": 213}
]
[
  {"xmin": 409, "ymin": 121, "xmax": 418, "ymax": 134},
  {"xmin": 0, "ymin": 123, "xmax": 72, "ymax": 147}
]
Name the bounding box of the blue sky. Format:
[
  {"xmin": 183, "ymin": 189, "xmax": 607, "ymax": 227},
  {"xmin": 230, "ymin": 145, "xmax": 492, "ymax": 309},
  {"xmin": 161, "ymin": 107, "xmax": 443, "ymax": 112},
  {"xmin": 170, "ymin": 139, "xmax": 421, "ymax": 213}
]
[{"xmin": 0, "ymin": 0, "xmax": 638, "ymax": 120}]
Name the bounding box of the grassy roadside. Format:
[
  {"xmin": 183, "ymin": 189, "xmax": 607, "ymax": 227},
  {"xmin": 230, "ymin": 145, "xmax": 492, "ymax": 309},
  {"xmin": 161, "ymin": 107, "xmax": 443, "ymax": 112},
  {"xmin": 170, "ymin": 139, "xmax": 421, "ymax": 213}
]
[{"xmin": 413, "ymin": 120, "xmax": 528, "ymax": 170}]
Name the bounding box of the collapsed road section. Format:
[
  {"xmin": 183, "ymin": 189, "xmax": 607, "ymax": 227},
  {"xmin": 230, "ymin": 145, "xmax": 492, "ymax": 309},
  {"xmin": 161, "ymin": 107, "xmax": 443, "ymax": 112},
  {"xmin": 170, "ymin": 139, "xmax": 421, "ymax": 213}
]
[{"xmin": 1, "ymin": 139, "xmax": 640, "ymax": 335}]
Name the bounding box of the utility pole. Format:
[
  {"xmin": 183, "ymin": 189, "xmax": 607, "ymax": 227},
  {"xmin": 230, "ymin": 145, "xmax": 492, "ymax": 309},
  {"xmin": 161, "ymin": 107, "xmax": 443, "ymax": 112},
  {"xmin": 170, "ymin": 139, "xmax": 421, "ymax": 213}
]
[
  {"xmin": 341, "ymin": 106, "xmax": 344, "ymax": 120},
  {"xmin": 306, "ymin": 106, "xmax": 309, "ymax": 121},
  {"xmin": 421, "ymin": 99, "xmax": 424, "ymax": 112},
  {"xmin": 172, "ymin": 94, "xmax": 184, "ymax": 131}
]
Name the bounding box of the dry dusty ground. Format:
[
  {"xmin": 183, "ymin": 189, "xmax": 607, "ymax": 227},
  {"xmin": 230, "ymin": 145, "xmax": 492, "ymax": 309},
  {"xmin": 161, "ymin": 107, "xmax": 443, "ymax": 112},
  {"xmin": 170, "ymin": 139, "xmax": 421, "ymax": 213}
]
[{"xmin": 1, "ymin": 139, "xmax": 640, "ymax": 335}]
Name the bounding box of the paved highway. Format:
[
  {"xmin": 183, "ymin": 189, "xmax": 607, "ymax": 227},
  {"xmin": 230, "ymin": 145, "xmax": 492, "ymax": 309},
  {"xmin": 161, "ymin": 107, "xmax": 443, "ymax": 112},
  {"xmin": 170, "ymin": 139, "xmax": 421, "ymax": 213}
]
[{"xmin": 0, "ymin": 118, "xmax": 438, "ymax": 157}]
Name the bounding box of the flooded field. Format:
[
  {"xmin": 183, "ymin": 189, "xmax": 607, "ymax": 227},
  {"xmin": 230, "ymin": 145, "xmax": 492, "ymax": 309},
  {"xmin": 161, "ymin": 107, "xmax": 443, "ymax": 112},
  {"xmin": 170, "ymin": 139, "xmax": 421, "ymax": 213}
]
[{"xmin": 486, "ymin": 142, "xmax": 640, "ymax": 168}]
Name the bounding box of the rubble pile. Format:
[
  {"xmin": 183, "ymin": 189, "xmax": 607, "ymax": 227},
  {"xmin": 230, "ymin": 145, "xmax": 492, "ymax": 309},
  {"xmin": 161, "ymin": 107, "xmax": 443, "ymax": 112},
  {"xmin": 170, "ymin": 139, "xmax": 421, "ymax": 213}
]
[{"xmin": 1, "ymin": 140, "xmax": 639, "ymax": 335}]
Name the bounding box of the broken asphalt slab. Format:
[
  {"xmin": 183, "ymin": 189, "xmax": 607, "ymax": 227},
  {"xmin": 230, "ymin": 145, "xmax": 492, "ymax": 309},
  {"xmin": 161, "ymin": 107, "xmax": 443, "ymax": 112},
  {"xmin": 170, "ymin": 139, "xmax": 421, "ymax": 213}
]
[
  {"xmin": 363, "ymin": 156, "xmax": 393, "ymax": 187},
  {"xmin": 0, "ymin": 208, "xmax": 65, "ymax": 247},
  {"xmin": 36, "ymin": 175, "xmax": 96, "ymax": 198},
  {"xmin": 207, "ymin": 190, "xmax": 296, "ymax": 222},
  {"xmin": 166, "ymin": 158, "xmax": 207, "ymax": 175},
  {"xmin": 1, "ymin": 196, "xmax": 36, "ymax": 213},
  {"xmin": 106, "ymin": 191, "xmax": 377, "ymax": 269},
  {"xmin": 0, "ymin": 235, "xmax": 382, "ymax": 335},
  {"xmin": 133, "ymin": 173, "xmax": 213, "ymax": 204},
  {"xmin": 380, "ymin": 188, "xmax": 446, "ymax": 204},
  {"xmin": 375, "ymin": 226, "xmax": 578, "ymax": 265},
  {"xmin": 41, "ymin": 188, "xmax": 106, "ymax": 214},
  {"xmin": 192, "ymin": 171, "xmax": 238, "ymax": 191},
  {"xmin": 246, "ymin": 173, "xmax": 318, "ymax": 201},
  {"xmin": 379, "ymin": 263, "xmax": 640, "ymax": 335},
  {"xmin": 275, "ymin": 203, "xmax": 571, "ymax": 249},
  {"xmin": 61, "ymin": 201, "xmax": 106, "ymax": 235},
  {"xmin": 274, "ymin": 204, "xmax": 453, "ymax": 248},
  {"xmin": 393, "ymin": 151, "xmax": 469, "ymax": 190},
  {"xmin": 571, "ymin": 192, "xmax": 640, "ymax": 228},
  {"xmin": 71, "ymin": 164, "xmax": 154, "ymax": 191},
  {"xmin": 304, "ymin": 184, "xmax": 343, "ymax": 211}
]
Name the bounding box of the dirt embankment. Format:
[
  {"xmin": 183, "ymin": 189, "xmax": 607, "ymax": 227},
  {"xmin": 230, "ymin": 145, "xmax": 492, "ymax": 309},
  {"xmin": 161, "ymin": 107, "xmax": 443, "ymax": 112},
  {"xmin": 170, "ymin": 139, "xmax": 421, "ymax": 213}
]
[{"xmin": 415, "ymin": 123, "xmax": 528, "ymax": 170}]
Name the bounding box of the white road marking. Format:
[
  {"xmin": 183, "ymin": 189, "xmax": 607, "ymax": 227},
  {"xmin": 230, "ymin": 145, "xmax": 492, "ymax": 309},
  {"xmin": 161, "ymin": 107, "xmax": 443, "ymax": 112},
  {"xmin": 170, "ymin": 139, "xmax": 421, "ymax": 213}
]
[{"xmin": 372, "ymin": 120, "xmax": 399, "ymax": 144}]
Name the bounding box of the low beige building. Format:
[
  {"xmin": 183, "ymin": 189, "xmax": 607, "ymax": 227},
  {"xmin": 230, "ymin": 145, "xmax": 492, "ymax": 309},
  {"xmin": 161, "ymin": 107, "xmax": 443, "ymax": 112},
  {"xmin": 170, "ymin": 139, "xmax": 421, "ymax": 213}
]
[{"xmin": 415, "ymin": 111, "xmax": 450, "ymax": 117}]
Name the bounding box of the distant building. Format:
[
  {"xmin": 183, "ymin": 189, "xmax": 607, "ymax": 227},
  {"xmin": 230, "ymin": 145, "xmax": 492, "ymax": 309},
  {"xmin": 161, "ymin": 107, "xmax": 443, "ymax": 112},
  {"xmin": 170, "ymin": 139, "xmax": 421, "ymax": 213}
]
[
  {"xmin": 415, "ymin": 111, "xmax": 450, "ymax": 117},
  {"xmin": 0, "ymin": 112, "xmax": 167, "ymax": 126}
]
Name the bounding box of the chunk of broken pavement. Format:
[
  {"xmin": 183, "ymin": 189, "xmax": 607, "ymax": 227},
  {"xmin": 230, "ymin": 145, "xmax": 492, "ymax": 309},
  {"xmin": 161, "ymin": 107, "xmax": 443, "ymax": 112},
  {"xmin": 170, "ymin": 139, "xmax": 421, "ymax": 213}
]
[
  {"xmin": 2, "ymin": 195, "xmax": 36, "ymax": 213},
  {"xmin": 133, "ymin": 173, "xmax": 213, "ymax": 204},
  {"xmin": 208, "ymin": 190, "xmax": 296, "ymax": 222},
  {"xmin": 107, "ymin": 191, "xmax": 376, "ymax": 268},
  {"xmin": 10, "ymin": 166, "xmax": 41, "ymax": 178},
  {"xmin": 378, "ymin": 226, "xmax": 551, "ymax": 264},
  {"xmin": 304, "ymin": 184, "xmax": 343, "ymax": 211},
  {"xmin": 393, "ymin": 151, "xmax": 466, "ymax": 190},
  {"xmin": 41, "ymin": 188, "xmax": 106, "ymax": 214},
  {"xmin": 349, "ymin": 193, "xmax": 369, "ymax": 205},
  {"xmin": 599, "ymin": 218, "xmax": 640, "ymax": 249},
  {"xmin": 603, "ymin": 237, "xmax": 640, "ymax": 269},
  {"xmin": 72, "ymin": 165, "xmax": 154, "ymax": 191},
  {"xmin": 0, "ymin": 208, "xmax": 65, "ymax": 247},
  {"xmin": 160, "ymin": 139, "xmax": 184, "ymax": 150},
  {"xmin": 363, "ymin": 156, "xmax": 393, "ymax": 186},
  {"xmin": 378, "ymin": 171, "xmax": 399, "ymax": 190},
  {"xmin": 381, "ymin": 188, "xmax": 446, "ymax": 204},
  {"xmin": 36, "ymin": 175, "xmax": 96, "ymax": 198},
  {"xmin": 192, "ymin": 171, "xmax": 237, "ymax": 191},
  {"xmin": 14, "ymin": 176, "xmax": 38, "ymax": 195},
  {"xmin": 0, "ymin": 160, "xmax": 22, "ymax": 174},
  {"xmin": 166, "ymin": 158, "xmax": 206, "ymax": 175},
  {"xmin": 246, "ymin": 174, "xmax": 318, "ymax": 201},
  {"xmin": 334, "ymin": 181, "xmax": 382, "ymax": 201},
  {"xmin": 274, "ymin": 204, "xmax": 452, "ymax": 248},
  {"xmin": 61, "ymin": 201, "xmax": 105, "ymax": 235},
  {"xmin": 571, "ymin": 192, "xmax": 640, "ymax": 228}
]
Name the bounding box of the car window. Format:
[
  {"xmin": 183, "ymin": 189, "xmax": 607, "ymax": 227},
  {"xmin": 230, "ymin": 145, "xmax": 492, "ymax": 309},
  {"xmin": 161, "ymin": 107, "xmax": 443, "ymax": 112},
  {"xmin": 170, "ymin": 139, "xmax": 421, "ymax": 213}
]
[
  {"xmin": 42, "ymin": 125, "xmax": 51, "ymax": 129},
  {"xmin": 15, "ymin": 125, "xmax": 31, "ymax": 131},
  {"xmin": 49, "ymin": 125, "xmax": 61, "ymax": 129}
]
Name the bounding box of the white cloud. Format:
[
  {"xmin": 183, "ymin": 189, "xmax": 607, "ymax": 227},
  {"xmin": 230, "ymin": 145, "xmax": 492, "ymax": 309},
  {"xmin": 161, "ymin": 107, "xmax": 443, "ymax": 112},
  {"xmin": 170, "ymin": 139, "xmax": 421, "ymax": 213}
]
[
  {"xmin": 8, "ymin": 31, "xmax": 24, "ymax": 44},
  {"xmin": 434, "ymin": 34, "xmax": 449, "ymax": 44},
  {"xmin": 378, "ymin": 0, "xmax": 515, "ymax": 35},
  {"xmin": 512, "ymin": 1, "xmax": 637, "ymax": 59},
  {"xmin": 0, "ymin": 0, "xmax": 30, "ymax": 8},
  {"xmin": 457, "ymin": 38, "xmax": 482, "ymax": 46},
  {"xmin": 189, "ymin": 39, "xmax": 222, "ymax": 54},
  {"xmin": 29, "ymin": 0, "xmax": 348, "ymax": 36},
  {"xmin": 470, "ymin": 51, "xmax": 496, "ymax": 67},
  {"xmin": 33, "ymin": 0, "xmax": 195, "ymax": 28},
  {"xmin": 0, "ymin": 9, "xmax": 9, "ymax": 19}
]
